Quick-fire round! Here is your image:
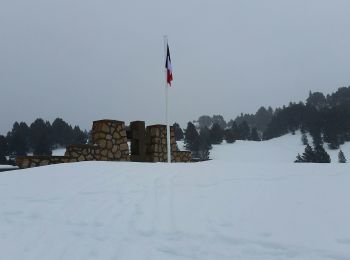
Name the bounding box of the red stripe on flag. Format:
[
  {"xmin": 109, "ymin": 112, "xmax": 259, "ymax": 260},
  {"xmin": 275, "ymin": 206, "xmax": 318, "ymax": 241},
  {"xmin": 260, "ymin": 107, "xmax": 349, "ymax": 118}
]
[
  {"xmin": 165, "ymin": 44, "xmax": 173, "ymax": 86},
  {"xmin": 167, "ymin": 70, "xmax": 173, "ymax": 86}
]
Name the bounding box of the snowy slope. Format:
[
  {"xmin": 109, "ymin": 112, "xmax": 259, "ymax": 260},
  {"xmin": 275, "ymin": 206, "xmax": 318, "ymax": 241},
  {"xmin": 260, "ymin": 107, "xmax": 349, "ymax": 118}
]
[
  {"xmin": 0, "ymin": 135, "xmax": 350, "ymax": 260},
  {"xmin": 211, "ymin": 132, "xmax": 350, "ymax": 163}
]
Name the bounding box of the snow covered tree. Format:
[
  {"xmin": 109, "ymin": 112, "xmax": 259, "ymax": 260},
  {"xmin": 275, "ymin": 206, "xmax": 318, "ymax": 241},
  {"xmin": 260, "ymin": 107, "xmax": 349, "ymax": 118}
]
[{"xmin": 338, "ymin": 150, "xmax": 347, "ymax": 163}]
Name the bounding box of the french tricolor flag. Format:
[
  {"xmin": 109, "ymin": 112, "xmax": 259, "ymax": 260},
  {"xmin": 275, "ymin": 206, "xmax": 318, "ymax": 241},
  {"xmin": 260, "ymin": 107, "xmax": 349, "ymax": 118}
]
[{"xmin": 165, "ymin": 44, "xmax": 173, "ymax": 86}]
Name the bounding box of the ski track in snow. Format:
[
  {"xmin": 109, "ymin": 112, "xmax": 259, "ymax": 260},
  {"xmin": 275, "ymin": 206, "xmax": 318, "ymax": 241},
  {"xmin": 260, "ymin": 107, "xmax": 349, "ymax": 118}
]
[{"xmin": 0, "ymin": 133, "xmax": 350, "ymax": 260}]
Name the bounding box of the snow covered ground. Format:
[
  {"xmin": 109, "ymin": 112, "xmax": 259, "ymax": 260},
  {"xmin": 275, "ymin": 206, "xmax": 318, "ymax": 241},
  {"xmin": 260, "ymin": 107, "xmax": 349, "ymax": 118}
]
[
  {"xmin": 0, "ymin": 133, "xmax": 350, "ymax": 260},
  {"xmin": 210, "ymin": 132, "xmax": 350, "ymax": 163}
]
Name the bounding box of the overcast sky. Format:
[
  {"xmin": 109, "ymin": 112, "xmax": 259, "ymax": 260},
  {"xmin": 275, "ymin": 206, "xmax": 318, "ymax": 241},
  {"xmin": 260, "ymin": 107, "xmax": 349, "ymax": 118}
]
[{"xmin": 1, "ymin": 0, "xmax": 350, "ymax": 134}]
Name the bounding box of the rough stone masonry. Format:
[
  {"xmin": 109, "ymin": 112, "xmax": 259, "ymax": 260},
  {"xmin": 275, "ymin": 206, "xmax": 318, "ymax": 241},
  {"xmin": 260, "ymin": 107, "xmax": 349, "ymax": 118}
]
[{"xmin": 16, "ymin": 119, "xmax": 191, "ymax": 169}]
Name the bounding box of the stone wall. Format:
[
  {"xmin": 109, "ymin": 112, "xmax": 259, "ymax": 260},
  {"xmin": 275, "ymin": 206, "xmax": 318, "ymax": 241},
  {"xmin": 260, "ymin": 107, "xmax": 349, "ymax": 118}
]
[
  {"xmin": 172, "ymin": 151, "xmax": 192, "ymax": 163},
  {"xmin": 16, "ymin": 156, "xmax": 76, "ymax": 168},
  {"xmin": 16, "ymin": 119, "xmax": 191, "ymax": 169},
  {"xmin": 65, "ymin": 144, "xmax": 100, "ymax": 161}
]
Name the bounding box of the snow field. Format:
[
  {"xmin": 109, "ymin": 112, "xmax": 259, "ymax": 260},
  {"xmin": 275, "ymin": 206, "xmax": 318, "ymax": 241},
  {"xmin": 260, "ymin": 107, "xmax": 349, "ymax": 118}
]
[{"xmin": 0, "ymin": 133, "xmax": 349, "ymax": 259}]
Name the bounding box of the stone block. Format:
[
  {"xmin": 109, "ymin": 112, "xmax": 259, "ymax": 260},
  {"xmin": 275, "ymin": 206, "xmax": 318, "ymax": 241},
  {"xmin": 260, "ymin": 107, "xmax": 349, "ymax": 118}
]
[
  {"xmin": 120, "ymin": 143, "xmax": 129, "ymax": 151},
  {"xmin": 112, "ymin": 145, "xmax": 119, "ymax": 153},
  {"xmin": 99, "ymin": 140, "xmax": 107, "ymax": 148},
  {"xmin": 101, "ymin": 123, "xmax": 110, "ymax": 133}
]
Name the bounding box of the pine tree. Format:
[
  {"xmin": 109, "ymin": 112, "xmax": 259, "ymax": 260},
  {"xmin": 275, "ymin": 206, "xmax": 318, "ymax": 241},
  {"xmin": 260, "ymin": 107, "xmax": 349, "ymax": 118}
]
[
  {"xmin": 306, "ymin": 91, "xmax": 326, "ymax": 110},
  {"xmin": 310, "ymin": 129, "xmax": 323, "ymax": 147},
  {"xmin": 254, "ymin": 106, "xmax": 273, "ymax": 132},
  {"xmin": 301, "ymin": 144, "xmax": 316, "ymax": 162},
  {"xmin": 226, "ymin": 119, "xmax": 235, "ymax": 128},
  {"xmin": 72, "ymin": 126, "xmax": 88, "ymax": 144},
  {"xmin": 198, "ymin": 127, "xmax": 212, "ymax": 160},
  {"xmin": 184, "ymin": 122, "xmax": 200, "ymax": 157},
  {"xmin": 301, "ymin": 132, "xmax": 308, "ymax": 145},
  {"xmin": 338, "ymin": 150, "xmax": 347, "ymax": 163},
  {"xmin": 172, "ymin": 123, "xmax": 184, "ymax": 141},
  {"xmin": 212, "ymin": 115, "xmax": 227, "ymax": 129},
  {"xmin": 296, "ymin": 144, "xmax": 331, "ymax": 163},
  {"xmin": 224, "ymin": 129, "xmax": 236, "ymax": 143},
  {"xmin": 209, "ymin": 123, "xmax": 224, "ymax": 144},
  {"xmin": 314, "ymin": 144, "xmax": 331, "ymax": 163},
  {"xmin": 250, "ymin": 127, "xmax": 260, "ymax": 141},
  {"xmin": 7, "ymin": 122, "xmax": 29, "ymax": 156},
  {"xmin": 237, "ymin": 121, "xmax": 250, "ymax": 140},
  {"xmin": 51, "ymin": 118, "xmax": 73, "ymax": 147},
  {"xmin": 197, "ymin": 115, "xmax": 212, "ymax": 129},
  {"xmin": 294, "ymin": 153, "xmax": 303, "ymax": 163},
  {"xmin": 0, "ymin": 135, "xmax": 8, "ymax": 164},
  {"xmin": 30, "ymin": 119, "xmax": 52, "ymax": 155},
  {"xmin": 230, "ymin": 122, "xmax": 239, "ymax": 140}
]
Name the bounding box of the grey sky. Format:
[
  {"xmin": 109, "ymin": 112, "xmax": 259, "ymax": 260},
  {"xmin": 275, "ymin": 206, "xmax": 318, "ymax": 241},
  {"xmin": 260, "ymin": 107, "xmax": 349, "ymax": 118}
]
[{"xmin": 1, "ymin": 0, "xmax": 350, "ymax": 134}]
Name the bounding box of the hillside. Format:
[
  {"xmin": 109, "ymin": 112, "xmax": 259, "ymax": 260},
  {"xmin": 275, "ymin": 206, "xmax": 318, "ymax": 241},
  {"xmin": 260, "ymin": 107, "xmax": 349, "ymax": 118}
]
[
  {"xmin": 210, "ymin": 132, "xmax": 350, "ymax": 163},
  {"xmin": 0, "ymin": 135, "xmax": 349, "ymax": 260}
]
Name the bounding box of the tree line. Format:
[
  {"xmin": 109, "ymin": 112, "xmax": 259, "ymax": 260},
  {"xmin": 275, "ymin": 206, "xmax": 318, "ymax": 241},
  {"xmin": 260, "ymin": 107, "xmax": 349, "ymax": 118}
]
[
  {"xmin": 173, "ymin": 118, "xmax": 262, "ymax": 161},
  {"xmin": 195, "ymin": 109, "xmax": 274, "ymax": 133},
  {"xmin": 180, "ymin": 86, "xmax": 350, "ymax": 162},
  {"xmin": 264, "ymin": 88, "xmax": 350, "ymax": 149},
  {"xmin": 0, "ymin": 118, "xmax": 88, "ymax": 164},
  {"xmin": 192, "ymin": 86, "xmax": 350, "ymax": 150}
]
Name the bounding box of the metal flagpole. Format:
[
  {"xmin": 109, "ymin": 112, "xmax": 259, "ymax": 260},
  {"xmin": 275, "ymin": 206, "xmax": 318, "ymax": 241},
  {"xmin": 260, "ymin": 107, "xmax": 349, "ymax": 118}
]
[{"xmin": 164, "ymin": 35, "xmax": 171, "ymax": 163}]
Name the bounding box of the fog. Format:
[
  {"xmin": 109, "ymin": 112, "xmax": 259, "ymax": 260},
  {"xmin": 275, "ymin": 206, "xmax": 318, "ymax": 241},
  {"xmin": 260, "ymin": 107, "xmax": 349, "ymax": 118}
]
[{"xmin": 1, "ymin": 0, "xmax": 350, "ymax": 133}]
